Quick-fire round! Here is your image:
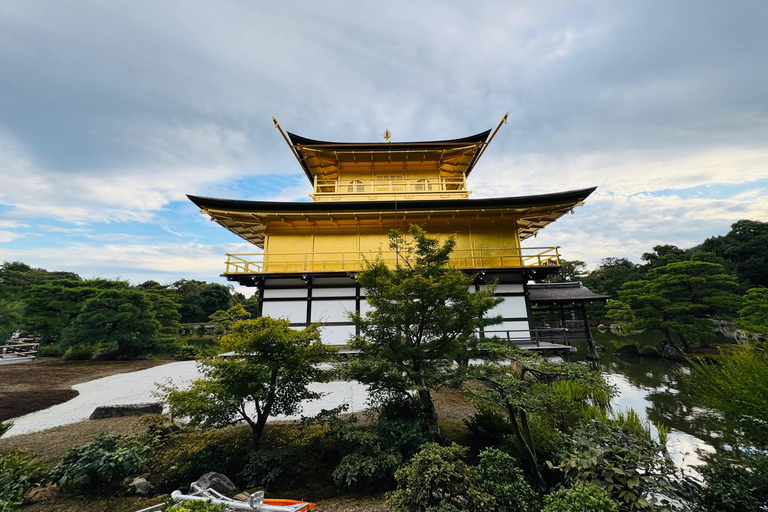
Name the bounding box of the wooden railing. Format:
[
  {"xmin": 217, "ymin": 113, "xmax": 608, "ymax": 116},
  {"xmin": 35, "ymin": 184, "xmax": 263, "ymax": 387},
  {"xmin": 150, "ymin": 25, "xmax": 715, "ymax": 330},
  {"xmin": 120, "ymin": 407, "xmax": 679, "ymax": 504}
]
[
  {"xmin": 224, "ymin": 247, "xmax": 560, "ymax": 274},
  {"xmin": 311, "ymin": 176, "xmax": 468, "ymax": 199}
]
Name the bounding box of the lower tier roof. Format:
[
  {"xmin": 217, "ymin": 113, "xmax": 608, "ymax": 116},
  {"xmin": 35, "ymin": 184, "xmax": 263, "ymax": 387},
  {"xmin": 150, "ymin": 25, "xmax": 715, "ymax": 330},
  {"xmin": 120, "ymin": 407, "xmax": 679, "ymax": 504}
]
[{"xmin": 187, "ymin": 187, "xmax": 596, "ymax": 248}]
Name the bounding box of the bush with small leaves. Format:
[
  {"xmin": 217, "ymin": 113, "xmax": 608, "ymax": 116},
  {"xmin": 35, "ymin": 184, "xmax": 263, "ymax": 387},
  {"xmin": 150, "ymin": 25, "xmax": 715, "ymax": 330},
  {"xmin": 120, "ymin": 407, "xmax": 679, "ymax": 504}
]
[
  {"xmin": 0, "ymin": 421, "xmax": 11, "ymax": 438},
  {"xmin": 63, "ymin": 343, "xmax": 94, "ymax": 360},
  {"xmin": 0, "ymin": 450, "xmax": 48, "ymax": 512},
  {"xmin": 543, "ymin": 485, "xmax": 620, "ymax": 512},
  {"xmin": 51, "ymin": 433, "xmax": 149, "ymax": 495},
  {"xmin": 160, "ymin": 498, "xmax": 226, "ymax": 511},
  {"xmin": 476, "ymin": 448, "xmax": 538, "ymax": 512},
  {"xmin": 36, "ymin": 344, "xmax": 63, "ymax": 357},
  {"xmin": 387, "ymin": 443, "xmax": 492, "ymax": 512}
]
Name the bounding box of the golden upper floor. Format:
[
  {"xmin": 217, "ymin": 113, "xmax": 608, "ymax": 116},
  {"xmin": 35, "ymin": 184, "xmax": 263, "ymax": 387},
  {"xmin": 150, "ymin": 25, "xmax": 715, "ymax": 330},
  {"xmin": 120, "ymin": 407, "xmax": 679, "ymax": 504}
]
[{"xmin": 274, "ymin": 115, "xmax": 508, "ymax": 202}]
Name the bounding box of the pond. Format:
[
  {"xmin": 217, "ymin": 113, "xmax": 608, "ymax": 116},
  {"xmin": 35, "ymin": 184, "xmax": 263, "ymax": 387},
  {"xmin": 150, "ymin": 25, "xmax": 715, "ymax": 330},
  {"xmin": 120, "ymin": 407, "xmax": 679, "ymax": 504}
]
[{"xmin": 572, "ymin": 332, "xmax": 733, "ymax": 472}]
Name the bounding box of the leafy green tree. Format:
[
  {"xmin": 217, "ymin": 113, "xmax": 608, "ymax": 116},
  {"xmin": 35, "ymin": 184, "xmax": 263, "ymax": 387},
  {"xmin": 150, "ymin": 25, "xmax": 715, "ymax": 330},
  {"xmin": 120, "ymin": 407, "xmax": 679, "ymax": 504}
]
[
  {"xmin": 737, "ymin": 287, "xmax": 768, "ymax": 333},
  {"xmin": 700, "ymin": 219, "xmax": 768, "ymax": 289},
  {"xmin": 173, "ymin": 280, "xmax": 234, "ymax": 323},
  {"xmin": 60, "ymin": 288, "xmax": 159, "ymax": 358},
  {"xmin": 22, "ymin": 279, "xmax": 127, "ymax": 345},
  {"xmin": 0, "ymin": 262, "xmax": 81, "ymax": 338},
  {"xmin": 199, "ymin": 284, "xmax": 233, "ymax": 319},
  {"xmin": 547, "ymin": 259, "xmax": 587, "ymax": 283},
  {"xmin": 582, "ymin": 258, "xmax": 645, "ymax": 299},
  {"xmin": 209, "ymin": 304, "xmax": 251, "ymax": 335},
  {"xmin": 238, "ymin": 294, "xmax": 260, "ymax": 319},
  {"xmin": 610, "ymin": 260, "xmax": 742, "ymax": 350},
  {"xmin": 641, "ymin": 244, "xmax": 688, "ymax": 269},
  {"xmin": 346, "ymin": 226, "xmax": 500, "ymax": 437},
  {"xmin": 143, "ymin": 285, "xmax": 183, "ymax": 337},
  {"xmin": 159, "ymin": 317, "xmax": 336, "ymax": 448}
]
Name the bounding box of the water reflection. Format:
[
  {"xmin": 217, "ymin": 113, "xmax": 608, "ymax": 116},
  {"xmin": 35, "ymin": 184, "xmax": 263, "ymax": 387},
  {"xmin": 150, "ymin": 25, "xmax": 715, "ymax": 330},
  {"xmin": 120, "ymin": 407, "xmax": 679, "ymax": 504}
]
[{"xmin": 573, "ymin": 333, "xmax": 731, "ymax": 471}]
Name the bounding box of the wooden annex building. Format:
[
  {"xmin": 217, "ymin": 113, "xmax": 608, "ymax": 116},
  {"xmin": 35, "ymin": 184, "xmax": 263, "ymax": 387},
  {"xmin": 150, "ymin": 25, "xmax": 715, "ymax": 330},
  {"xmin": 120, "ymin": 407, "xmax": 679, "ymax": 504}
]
[{"xmin": 188, "ymin": 116, "xmax": 596, "ymax": 351}]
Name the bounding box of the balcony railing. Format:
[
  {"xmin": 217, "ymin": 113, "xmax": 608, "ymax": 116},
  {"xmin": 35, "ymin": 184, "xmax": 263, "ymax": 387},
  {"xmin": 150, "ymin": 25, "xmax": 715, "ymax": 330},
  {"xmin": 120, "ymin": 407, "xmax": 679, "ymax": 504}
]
[
  {"xmin": 311, "ymin": 176, "xmax": 469, "ymax": 200},
  {"xmin": 224, "ymin": 247, "xmax": 560, "ymax": 274}
]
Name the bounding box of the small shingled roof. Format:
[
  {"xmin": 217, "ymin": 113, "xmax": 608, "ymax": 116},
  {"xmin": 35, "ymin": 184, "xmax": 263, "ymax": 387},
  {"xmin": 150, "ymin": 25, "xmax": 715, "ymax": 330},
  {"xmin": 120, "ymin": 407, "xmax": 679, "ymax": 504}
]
[{"xmin": 528, "ymin": 282, "xmax": 610, "ymax": 304}]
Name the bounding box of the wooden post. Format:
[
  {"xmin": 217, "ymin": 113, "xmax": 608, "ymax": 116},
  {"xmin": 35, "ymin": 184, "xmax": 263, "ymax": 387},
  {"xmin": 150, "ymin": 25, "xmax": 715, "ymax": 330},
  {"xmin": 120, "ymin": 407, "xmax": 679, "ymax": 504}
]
[{"xmin": 582, "ymin": 302, "xmax": 599, "ymax": 360}]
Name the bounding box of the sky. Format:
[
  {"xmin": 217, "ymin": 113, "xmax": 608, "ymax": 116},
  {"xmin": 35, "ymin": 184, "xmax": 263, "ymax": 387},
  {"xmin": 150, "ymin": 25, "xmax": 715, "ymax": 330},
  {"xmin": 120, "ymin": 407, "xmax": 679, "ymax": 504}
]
[{"xmin": 1, "ymin": 0, "xmax": 766, "ymax": 292}]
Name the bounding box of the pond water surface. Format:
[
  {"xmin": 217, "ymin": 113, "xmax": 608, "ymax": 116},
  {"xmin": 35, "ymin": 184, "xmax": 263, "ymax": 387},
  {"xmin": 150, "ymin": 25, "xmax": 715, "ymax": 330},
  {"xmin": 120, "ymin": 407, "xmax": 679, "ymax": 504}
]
[{"xmin": 573, "ymin": 333, "xmax": 732, "ymax": 472}]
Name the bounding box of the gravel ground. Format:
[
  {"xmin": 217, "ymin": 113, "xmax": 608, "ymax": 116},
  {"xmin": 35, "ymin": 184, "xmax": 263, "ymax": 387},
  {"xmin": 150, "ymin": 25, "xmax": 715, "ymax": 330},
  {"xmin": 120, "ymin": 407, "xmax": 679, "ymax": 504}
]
[{"xmin": 4, "ymin": 361, "xmax": 370, "ymax": 437}]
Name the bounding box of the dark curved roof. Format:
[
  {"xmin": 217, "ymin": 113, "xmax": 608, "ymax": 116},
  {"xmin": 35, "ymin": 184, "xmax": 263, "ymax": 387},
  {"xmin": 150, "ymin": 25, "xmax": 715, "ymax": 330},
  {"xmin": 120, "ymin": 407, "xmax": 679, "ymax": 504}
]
[
  {"xmin": 285, "ymin": 130, "xmax": 493, "ymax": 183},
  {"xmin": 187, "ymin": 187, "xmax": 597, "ymax": 247},
  {"xmin": 188, "ymin": 186, "xmax": 596, "ymax": 214},
  {"xmin": 287, "ymin": 130, "xmax": 492, "ymax": 150}
]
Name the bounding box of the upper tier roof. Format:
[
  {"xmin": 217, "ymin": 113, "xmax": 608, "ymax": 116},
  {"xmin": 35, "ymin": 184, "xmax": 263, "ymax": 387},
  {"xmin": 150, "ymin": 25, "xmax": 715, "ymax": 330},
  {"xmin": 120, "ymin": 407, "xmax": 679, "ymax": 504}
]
[
  {"xmin": 187, "ymin": 187, "xmax": 597, "ymax": 248},
  {"xmin": 286, "ymin": 130, "xmax": 492, "ymax": 183}
]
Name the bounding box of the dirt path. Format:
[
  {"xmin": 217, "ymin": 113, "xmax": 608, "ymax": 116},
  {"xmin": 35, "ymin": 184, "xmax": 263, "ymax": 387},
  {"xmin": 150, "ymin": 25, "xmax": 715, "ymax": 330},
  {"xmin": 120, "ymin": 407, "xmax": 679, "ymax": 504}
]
[{"xmin": 0, "ymin": 358, "xmax": 170, "ymax": 421}]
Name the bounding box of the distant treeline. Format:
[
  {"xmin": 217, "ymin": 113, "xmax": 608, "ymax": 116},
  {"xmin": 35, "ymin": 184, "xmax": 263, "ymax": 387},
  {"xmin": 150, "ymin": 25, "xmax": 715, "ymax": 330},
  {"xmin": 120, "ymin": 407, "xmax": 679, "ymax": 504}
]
[
  {"xmin": 0, "ymin": 265, "xmax": 259, "ymax": 360},
  {"xmin": 547, "ymin": 219, "xmax": 768, "ymax": 343}
]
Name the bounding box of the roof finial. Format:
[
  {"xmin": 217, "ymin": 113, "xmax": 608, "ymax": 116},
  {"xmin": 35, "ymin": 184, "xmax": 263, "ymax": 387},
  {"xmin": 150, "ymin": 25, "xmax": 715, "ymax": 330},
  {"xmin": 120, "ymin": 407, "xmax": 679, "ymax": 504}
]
[{"xmin": 383, "ymin": 129, "xmax": 392, "ymax": 142}]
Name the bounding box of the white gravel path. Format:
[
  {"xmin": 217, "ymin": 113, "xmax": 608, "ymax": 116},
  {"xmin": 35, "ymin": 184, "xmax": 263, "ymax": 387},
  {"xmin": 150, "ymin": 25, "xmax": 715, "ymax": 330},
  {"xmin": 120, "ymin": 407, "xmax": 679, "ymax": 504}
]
[{"xmin": 4, "ymin": 361, "xmax": 370, "ymax": 438}]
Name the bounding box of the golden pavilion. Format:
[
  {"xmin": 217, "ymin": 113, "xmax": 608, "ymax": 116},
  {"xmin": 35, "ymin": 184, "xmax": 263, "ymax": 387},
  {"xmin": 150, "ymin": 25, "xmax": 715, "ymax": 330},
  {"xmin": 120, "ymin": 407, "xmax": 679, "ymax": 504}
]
[{"xmin": 188, "ymin": 115, "xmax": 596, "ymax": 348}]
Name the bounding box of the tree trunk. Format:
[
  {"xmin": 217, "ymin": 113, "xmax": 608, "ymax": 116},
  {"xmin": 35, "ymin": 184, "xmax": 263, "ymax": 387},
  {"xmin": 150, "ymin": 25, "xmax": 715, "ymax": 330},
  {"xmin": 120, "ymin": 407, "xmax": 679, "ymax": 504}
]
[
  {"xmin": 418, "ymin": 389, "xmax": 440, "ymax": 437},
  {"xmin": 505, "ymin": 405, "xmax": 547, "ymax": 492}
]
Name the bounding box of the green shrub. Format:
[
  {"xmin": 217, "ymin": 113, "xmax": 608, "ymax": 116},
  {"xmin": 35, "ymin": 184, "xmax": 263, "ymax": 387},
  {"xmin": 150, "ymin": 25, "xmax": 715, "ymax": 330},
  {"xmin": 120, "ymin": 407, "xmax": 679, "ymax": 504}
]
[
  {"xmin": 387, "ymin": 443, "xmax": 492, "ymax": 512},
  {"xmin": 0, "ymin": 450, "xmax": 48, "ymax": 512},
  {"xmin": 311, "ymin": 396, "xmax": 429, "ymax": 493},
  {"xmin": 693, "ymin": 452, "xmax": 768, "ymax": 512},
  {"xmin": 36, "ymin": 344, "xmax": 63, "ymax": 357},
  {"xmin": 333, "ymin": 445, "xmax": 403, "ymax": 491},
  {"xmin": 172, "ymin": 342, "xmax": 203, "ymax": 360},
  {"xmin": 51, "ymin": 434, "xmax": 149, "ymax": 495},
  {"xmin": 543, "ymin": 485, "xmax": 620, "ymax": 512},
  {"xmin": 63, "ymin": 343, "xmax": 94, "ymax": 360},
  {"xmin": 0, "ymin": 421, "xmax": 11, "ymax": 438},
  {"xmin": 239, "ymin": 447, "xmax": 297, "ymax": 490},
  {"xmin": 553, "ymin": 421, "xmax": 681, "ymax": 511},
  {"xmin": 476, "ymin": 448, "xmax": 538, "ymax": 512}
]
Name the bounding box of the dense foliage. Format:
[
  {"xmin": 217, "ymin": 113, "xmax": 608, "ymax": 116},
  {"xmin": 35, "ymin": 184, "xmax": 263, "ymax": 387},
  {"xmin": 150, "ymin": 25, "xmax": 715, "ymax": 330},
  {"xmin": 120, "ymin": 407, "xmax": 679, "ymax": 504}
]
[
  {"xmin": 608, "ymin": 260, "xmax": 742, "ymax": 349},
  {"xmin": 466, "ymin": 347, "xmax": 612, "ymax": 490},
  {"xmin": 699, "ymin": 219, "xmax": 768, "ymax": 289},
  {"xmin": 691, "ymin": 452, "xmax": 768, "ymax": 512},
  {"xmin": 0, "ymin": 261, "xmax": 251, "ymax": 359}
]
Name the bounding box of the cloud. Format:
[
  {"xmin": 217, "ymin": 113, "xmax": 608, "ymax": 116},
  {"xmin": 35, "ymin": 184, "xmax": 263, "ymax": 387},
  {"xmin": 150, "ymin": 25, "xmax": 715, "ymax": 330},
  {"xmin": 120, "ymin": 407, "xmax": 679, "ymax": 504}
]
[
  {"xmin": 528, "ymin": 188, "xmax": 768, "ymax": 268},
  {"xmin": 0, "ymin": 241, "xmax": 255, "ymax": 283},
  {"xmin": 0, "ymin": 0, "xmax": 767, "ymax": 283}
]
